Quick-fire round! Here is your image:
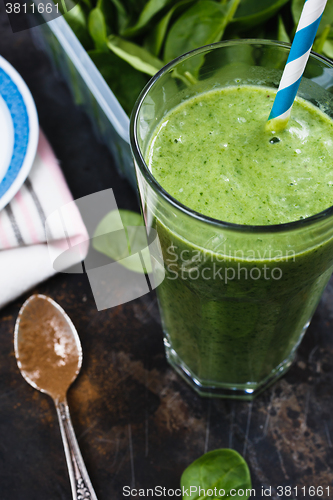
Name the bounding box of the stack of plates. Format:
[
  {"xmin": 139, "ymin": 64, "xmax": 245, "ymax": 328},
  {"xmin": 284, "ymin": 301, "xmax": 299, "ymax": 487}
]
[{"xmin": 0, "ymin": 56, "xmax": 39, "ymax": 211}]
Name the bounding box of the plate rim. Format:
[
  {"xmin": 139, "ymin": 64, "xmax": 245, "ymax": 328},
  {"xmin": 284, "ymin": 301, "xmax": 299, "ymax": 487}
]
[{"xmin": 0, "ymin": 55, "xmax": 39, "ymax": 211}]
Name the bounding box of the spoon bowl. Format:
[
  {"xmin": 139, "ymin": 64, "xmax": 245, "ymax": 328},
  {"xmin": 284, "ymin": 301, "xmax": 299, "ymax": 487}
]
[
  {"xmin": 14, "ymin": 294, "xmax": 82, "ymax": 400},
  {"xmin": 14, "ymin": 294, "xmax": 98, "ymax": 500}
]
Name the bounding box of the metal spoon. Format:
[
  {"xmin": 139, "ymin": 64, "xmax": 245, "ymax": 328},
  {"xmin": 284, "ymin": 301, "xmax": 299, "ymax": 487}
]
[{"xmin": 14, "ymin": 294, "xmax": 98, "ymax": 500}]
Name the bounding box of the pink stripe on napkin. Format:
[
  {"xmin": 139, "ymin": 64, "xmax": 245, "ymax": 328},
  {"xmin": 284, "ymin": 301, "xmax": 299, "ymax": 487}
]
[
  {"xmin": 38, "ymin": 131, "xmax": 73, "ymax": 206},
  {"xmin": 14, "ymin": 190, "xmax": 39, "ymax": 244},
  {"xmin": 0, "ymin": 130, "xmax": 89, "ymax": 309}
]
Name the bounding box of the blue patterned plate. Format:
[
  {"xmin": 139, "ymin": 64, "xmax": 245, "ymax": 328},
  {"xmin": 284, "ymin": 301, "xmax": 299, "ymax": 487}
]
[{"xmin": 0, "ymin": 56, "xmax": 39, "ymax": 211}]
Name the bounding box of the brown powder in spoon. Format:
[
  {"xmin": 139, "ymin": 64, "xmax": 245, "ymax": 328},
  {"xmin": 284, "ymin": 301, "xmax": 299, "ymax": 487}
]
[{"xmin": 17, "ymin": 297, "xmax": 81, "ymax": 400}]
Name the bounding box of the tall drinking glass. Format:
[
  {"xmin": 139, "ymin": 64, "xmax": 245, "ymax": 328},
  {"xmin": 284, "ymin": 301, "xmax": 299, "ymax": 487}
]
[{"xmin": 130, "ymin": 40, "xmax": 333, "ymax": 400}]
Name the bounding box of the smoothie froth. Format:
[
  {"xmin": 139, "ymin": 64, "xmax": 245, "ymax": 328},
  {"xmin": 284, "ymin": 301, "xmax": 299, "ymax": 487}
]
[{"xmin": 147, "ymin": 86, "xmax": 333, "ymax": 225}]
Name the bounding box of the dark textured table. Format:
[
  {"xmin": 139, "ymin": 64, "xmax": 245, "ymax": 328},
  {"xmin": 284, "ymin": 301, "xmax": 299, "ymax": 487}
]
[{"xmin": 1, "ymin": 8, "xmax": 333, "ymax": 500}]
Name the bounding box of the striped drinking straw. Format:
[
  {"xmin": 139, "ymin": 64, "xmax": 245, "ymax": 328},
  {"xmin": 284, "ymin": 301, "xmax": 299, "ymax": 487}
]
[{"xmin": 267, "ymin": 0, "xmax": 328, "ymax": 131}]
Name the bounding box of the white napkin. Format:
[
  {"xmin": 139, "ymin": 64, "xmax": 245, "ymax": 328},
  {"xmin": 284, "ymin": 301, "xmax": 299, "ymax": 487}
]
[{"xmin": 0, "ymin": 131, "xmax": 88, "ymax": 309}]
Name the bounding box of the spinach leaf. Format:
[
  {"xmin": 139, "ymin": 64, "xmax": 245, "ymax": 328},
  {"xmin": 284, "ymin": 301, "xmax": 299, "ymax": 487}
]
[
  {"xmin": 292, "ymin": 0, "xmax": 333, "ymax": 36},
  {"xmin": 120, "ymin": 0, "xmax": 150, "ymax": 29},
  {"xmin": 89, "ymin": 50, "xmax": 149, "ymax": 115},
  {"xmin": 164, "ymin": 0, "xmax": 240, "ymax": 76},
  {"xmin": 317, "ymin": 3, "xmax": 333, "ymax": 34},
  {"xmin": 64, "ymin": 3, "xmax": 94, "ymax": 51},
  {"xmin": 97, "ymin": 0, "xmax": 117, "ymax": 34},
  {"xmin": 65, "ymin": 0, "xmax": 333, "ymax": 121},
  {"xmin": 92, "ymin": 209, "xmax": 152, "ymax": 274},
  {"xmin": 122, "ymin": 0, "xmax": 175, "ymax": 37},
  {"xmin": 57, "ymin": 0, "xmax": 70, "ymax": 16},
  {"xmin": 230, "ymin": 0, "xmax": 290, "ymax": 31},
  {"xmin": 323, "ymin": 39, "xmax": 333, "ymax": 59},
  {"xmin": 144, "ymin": 0, "xmax": 195, "ymax": 56},
  {"xmin": 164, "ymin": 0, "xmax": 225, "ymax": 64},
  {"xmin": 291, "ymin": 0, "xmax": 302, "ymax": 23},
  {"xmin": 109, "ymin": 0, "xmax": 129, "ymax": 32},
  {"xmin": 181, "ymin": 449, "xmax": 252, "ymax": 500},
  {"xmin": 277, "ymin": 14, "xmax": 290, "ymax": 42},
  {"xmin": 88, "ymin": 8, "xmax": 108, "ymax": 50},
  {"xmin": 79, "ymin": 0, "xmax": 92, "ymax": 11},
  {"xmin": 313, "ymin": 24, "xmax": 331, "ymax": 54},
  {"xmin": 107, "ymin": 35, "xmax": 164, "ymax": 75}
]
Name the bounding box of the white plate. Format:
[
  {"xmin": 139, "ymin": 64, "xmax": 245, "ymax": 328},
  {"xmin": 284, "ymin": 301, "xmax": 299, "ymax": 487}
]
[{"xmin": 0, "ymin": 56, "xmax": 39, "ymax": 211}]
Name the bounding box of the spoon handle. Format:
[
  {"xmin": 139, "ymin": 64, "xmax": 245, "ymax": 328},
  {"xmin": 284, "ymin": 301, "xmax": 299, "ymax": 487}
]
[{"xmin": 56, "ymin": 398, "xmax": 98, "ymax": 500}]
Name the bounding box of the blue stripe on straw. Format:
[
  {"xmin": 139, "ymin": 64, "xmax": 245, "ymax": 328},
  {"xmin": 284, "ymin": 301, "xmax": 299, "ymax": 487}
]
[
  {"xmin": 288, "ymin": 16, "xmax": 323, "ymax": 63},
  {"xmin": 268, "ymin": 76, "xmax": 302, "ymax": 120}
]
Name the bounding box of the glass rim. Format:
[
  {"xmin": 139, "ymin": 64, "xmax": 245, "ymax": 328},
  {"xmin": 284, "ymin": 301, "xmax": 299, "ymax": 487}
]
[{"xmin": 130, "ymin": 38, "xmax": 333, "ymax": 234}]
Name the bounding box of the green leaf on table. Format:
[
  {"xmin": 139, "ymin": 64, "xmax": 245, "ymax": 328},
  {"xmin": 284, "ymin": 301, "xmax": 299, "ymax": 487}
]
[
  {"xmin": 144, "ymin": 0, "xmax": 195, "ymax": 56},
  {"xmin": 107, "ymin": 35, "xmax": 164, "ymax": 76},
  {"xmin": 89, "ymin": 50, "xmax": 149, "ymax": 115},
  {"xmin": 292, "ymin": 0, "xmax": 333, "ymax": 36},
  {"xmin": 121, "ymin": 0, "xmax": 175, "ymax": 37},
  {"xmin": 64, "ymin": 3, "xmax": 93, "ymax": 51},
  {"xmin": 230, "ymin": 0, "xmax": 290, "ymax": 31},
  {"xmin": 181, "ymin": 449, "xmax": 252, "ymax": 500},
  {"xmin": 277, "ymin": 15, "xmax": 290, "ymax": 43},
  {"xmin": 92, "ymin": 209, "xmax": 152, "ymax": 274},
  {"xmin": 164, "ymin": 0, "xmax": 240, "ymax": 77},
  {"xmin": 88, "ymin": 8, "xmax": 108, "ymax": 50}
]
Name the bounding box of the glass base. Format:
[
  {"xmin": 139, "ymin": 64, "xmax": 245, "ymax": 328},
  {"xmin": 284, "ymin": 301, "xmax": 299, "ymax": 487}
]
[{"xmin": 164, "ymin": 340, "xmax": 294, "ymax": 400}]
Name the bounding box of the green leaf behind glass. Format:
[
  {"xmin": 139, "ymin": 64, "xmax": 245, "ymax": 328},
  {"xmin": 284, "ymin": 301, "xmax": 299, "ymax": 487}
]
[
  {"xmin": 121, "ymin": 0, "xmax": 176, "ymax": 37},
  {"xmin": 164, "ymin": 0, "xmax": 228, "ymax": 62},
  {"xmin": 88, "ymin": 8, "xmax": 108, "ymax": 50},
  {"xmin": 107, "ymin": 35, "xmax": 164, "ymax": 75},
  {"xmin": 64, "ymin": 3, "xmax": 94, "ymax": 51},
  {"xmin": 292, "ymin": 0, "xmax": 333, "ymax": 36},
  {"xmin": 97, "ymin": 0, "xmax": 117, "ymax": 34},
  {"xmin": 313, "ymin": 24, "xmax": 331, "ymax": 54},
  {"xmin": 118, "ymin": 0, "xmax": 151, "ymax": 30},
  {"xmin": 80, "ymin": 0, "xmax": 92, "ymax": 10},
  {"xmin": 163, "ymin": 0, "xmax": 240, "ymax": 77},
  {"xmin": 323, "ymin": 38, "xmax": 333, "ymax": 59},
  {"xmin": 144, "ymin": 0, "xmax": 195, "ymax": 56},
  {"xmin": 89, "ymin": 50, "xmax": 149, "ymax": 115},
  {"xmin": 231, "ymin": 0, "xmax": 290, "ymax": 31},
  {"xmin": 92, "ymin": 209, "xmax": 152, "ymax": 274},
  {"xmin": 322, "ymin": 25, "xmax": 333, "ymax": 59},
  {"xmin": 109, "ymin": 0, "xmax": 129, "ymax": 32},
  {"xmin": 181, "ymin": 449, "xmax": 252, "ymax": 500},
  {"xmin": 277, "ymin": 15, "xmax": 290, "ymax": 42}
]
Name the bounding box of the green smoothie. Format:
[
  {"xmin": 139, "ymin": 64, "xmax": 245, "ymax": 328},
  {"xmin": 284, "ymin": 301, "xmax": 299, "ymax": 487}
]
[{"xmin": 145, "ymin": 85, "xmax": 333, "ymax": 394}]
